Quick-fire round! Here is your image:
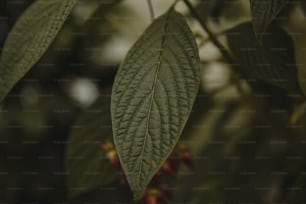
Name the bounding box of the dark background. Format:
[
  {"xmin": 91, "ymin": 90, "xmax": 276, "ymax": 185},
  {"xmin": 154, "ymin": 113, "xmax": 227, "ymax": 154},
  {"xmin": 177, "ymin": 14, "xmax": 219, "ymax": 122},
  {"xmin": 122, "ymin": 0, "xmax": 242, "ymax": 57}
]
[{"xmin": 1, "ymin": 0, "xmax": 306, "ymax": 203}]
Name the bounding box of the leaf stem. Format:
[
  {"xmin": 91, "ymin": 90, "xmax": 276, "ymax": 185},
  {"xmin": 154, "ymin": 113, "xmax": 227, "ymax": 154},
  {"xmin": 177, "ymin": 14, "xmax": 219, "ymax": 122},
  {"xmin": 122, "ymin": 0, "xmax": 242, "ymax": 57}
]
[{"xmin": 147, "ymin": 0, "xmax": 155, "ymax": 21}]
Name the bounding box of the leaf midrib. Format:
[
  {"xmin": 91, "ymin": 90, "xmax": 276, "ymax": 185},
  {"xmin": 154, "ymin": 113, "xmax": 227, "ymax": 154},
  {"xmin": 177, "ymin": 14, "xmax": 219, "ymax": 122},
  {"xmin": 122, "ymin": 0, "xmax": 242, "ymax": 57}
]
[{"xmin": 136, "ymin": 12, "xmax": 171, "ymax": 187}]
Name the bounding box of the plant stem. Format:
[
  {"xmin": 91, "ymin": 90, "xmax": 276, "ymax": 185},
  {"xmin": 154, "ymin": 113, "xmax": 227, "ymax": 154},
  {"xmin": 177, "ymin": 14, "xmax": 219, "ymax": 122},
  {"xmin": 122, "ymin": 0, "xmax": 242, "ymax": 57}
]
[
  {"xmin": 182, "ymin": 0, "xmax": 235, "ymax": 65},
  {"xmin": 147, "ymin": 0, "xmax": 155, "ymax": 21},
  {"xmin": 182, "ymin": 0, "xmax": 254, "ymax": 99}
]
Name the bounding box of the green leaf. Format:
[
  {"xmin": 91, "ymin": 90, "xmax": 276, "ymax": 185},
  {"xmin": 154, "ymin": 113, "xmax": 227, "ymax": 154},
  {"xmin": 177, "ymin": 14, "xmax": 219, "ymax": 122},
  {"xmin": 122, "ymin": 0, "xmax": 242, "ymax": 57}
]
[
  {"xmin": 111, "ymin": 9, "xmax": 200, "ymax": 200},
  {"xmin": 226, "ymin": 22, "xmax": 302, "ymax": 96},
  {"xmin": 0, "ymin": 0, "xmax": 76, "ymax": 102},
  {"xmin": 66, "ymin": 92, "xmax": 119, "ymax": 198},
  {"xmin": 250, "ymin": 0, "xmax": 289, "ymax": 37}
]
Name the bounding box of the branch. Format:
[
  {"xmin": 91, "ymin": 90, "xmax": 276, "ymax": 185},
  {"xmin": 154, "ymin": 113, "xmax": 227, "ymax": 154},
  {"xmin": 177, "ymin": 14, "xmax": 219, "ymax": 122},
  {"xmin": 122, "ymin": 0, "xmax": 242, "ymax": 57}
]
[
  {"xmin": 182, "ymin": 0, "xmax": 235, "ymax": 65},
  {"xmin": 182, "ymin": 0, "xmax": 253, "ymax": 98}
]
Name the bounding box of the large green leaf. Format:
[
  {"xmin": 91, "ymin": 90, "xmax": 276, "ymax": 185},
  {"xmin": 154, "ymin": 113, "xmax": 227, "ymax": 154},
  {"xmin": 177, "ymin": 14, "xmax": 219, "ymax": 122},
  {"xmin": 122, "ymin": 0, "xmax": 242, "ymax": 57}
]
[
  {"xmin": 0, "ymin": 0, "xmax": 76, "ymax": 102},
  {"xmin": 250, "ymin": 0, "xmax": 289, "ymax": 36},
  {"xmin": 65, "ymin": 91, "xmax": 119, "ymax": 198},
  {"xmin": 111, "ymin": 9, "xmax": 200, "ymax": 200},
  {"xmin": 226, "ymin": 22, "xmax": 302, "ymax": 96}
]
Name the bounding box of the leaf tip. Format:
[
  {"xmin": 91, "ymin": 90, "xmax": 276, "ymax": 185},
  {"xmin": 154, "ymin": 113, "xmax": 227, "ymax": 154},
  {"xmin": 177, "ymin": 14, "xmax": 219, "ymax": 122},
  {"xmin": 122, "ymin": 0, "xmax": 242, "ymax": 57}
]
[{"xmin": 133, "ymin": 190, "xmax": 145, "ymax": 202}]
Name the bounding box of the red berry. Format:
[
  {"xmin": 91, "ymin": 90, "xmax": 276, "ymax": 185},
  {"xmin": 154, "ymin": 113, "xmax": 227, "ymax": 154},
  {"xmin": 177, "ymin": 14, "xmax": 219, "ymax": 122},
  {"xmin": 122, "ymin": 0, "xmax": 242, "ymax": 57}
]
[
  {"xmin": 182, "ymin": 151, "xmax": 194, "ymax": 169},
  {"xmin": 146, "ymin": 195, "xmax": 158, "ymax": 204},
  {"xmin": 100, "ymin": 142, "xmax": 114, "ymax": 151}
]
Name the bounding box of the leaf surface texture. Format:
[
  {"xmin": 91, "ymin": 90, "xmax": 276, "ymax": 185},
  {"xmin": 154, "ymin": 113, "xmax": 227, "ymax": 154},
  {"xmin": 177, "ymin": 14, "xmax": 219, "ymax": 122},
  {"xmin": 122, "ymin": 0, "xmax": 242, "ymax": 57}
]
[
  {"xmin": 0, "ymin": 0, "xmax": 76, "ymax": 101},
  {"xmin": 111, "ymin": 9, "xmax": 200, "ymax": 199}
]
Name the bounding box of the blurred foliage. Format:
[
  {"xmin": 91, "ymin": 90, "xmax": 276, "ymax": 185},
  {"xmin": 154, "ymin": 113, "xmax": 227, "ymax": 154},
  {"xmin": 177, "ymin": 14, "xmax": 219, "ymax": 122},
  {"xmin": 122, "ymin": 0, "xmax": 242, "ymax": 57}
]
[
  {"xmin": 1, "ymin": 0, "xmax": 306, "ymax": 203},
  {"xmin": 0, "ymin": 0, "xmax": 121, "ymax": 203}
]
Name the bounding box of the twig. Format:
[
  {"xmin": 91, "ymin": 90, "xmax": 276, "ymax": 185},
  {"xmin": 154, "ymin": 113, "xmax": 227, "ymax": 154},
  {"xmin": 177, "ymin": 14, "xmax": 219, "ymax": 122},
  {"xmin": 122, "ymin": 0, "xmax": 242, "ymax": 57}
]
[
  {"xmin": 182, "ymin": 0, "xmax": 255, "ymax": 98},
  {"xmin": 147, "ymin": 0, "xmax": 155, "ymax": 21},
  {"xmin": 182, "ymin": 0, "xmax": 235, "ymax": 65},
  {"xmin": 182, "ymin": 0, "xmax": 254, "ymax": 100}
]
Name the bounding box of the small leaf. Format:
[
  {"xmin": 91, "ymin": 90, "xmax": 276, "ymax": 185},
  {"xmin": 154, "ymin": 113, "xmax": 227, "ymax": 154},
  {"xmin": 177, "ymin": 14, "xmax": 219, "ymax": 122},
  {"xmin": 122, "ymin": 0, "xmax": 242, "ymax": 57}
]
[
  {"xmin": 66, "ymin": 92, "xmax": 119, "ymax": 198},
  {"xmin": 250, "ymin": 0, "xmax": 289, "ymax": 37},
  {"xmin": 226, "ymin": 22, "xmax": 302, "ymax": 96},
  {"xmin": 0, "ymin": 0, "xmax": 76, "ymax": 102},
  {"xmin": 111, "ymin": 9, "xmax": 200, "ymax": 199}
]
